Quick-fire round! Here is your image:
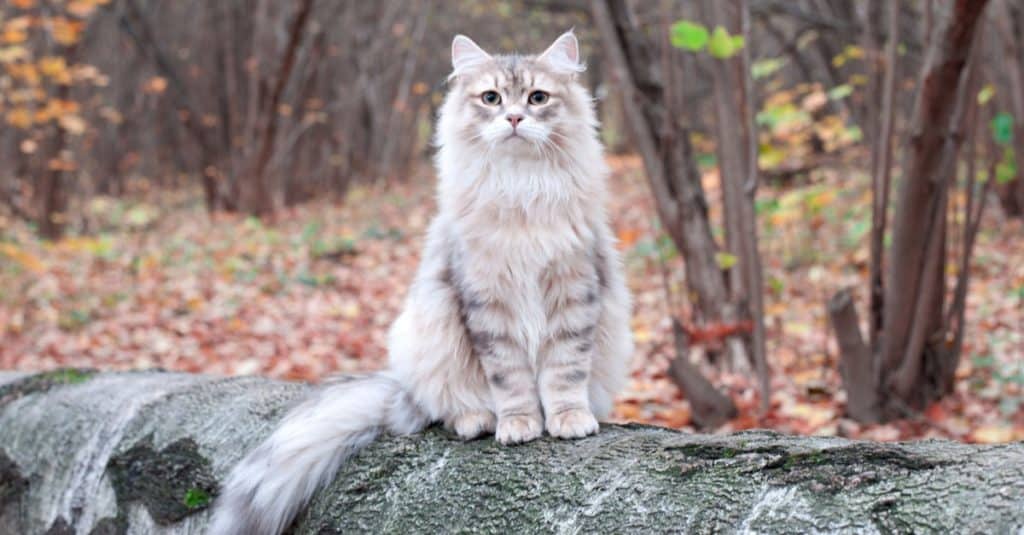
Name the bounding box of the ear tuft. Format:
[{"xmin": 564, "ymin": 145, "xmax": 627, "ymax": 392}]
[
  {"xmin": 451, "ymin": 35, "xmax": 492, "ymax": 75},
  {"xmin": 538, "ymin": 31, "xmax": 585, "ymax": 74}
]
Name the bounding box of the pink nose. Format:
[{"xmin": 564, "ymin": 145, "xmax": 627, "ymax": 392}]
[{"xmin": 506, "ymin": 114, "xmax": 524, "ymax": 128}]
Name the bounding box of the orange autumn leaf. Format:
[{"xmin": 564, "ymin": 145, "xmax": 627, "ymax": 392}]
[
  {"xmin": 5, "ymin": 107, "xmax": 33, "ymax": 129},
  {"xmin": 617, "ymin": 227, "xmax": 641, "ymax": 248},
  {"xmin": 1, "ymin": 28, "xmax": 28, "ymax": 45},
  {"xmin": 67, "ymin": 0, "xmax": 102, "ymax": 18},
  {"xmin": 0, "ymin": 243, "xmax": 45, "ymax": 273},
  {"xmin": 48, "ymin": 17, "xmax": 84, "ymax": 46},
  {"xmin": 38, "ymin": 56, "xmax": 71, "ymax": 83}
]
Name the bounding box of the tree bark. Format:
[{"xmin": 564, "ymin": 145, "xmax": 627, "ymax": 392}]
[
  {"xmin": 878, "ymin": 0, "xmax": 989, "ymax": 412},
  {"xmin": 867, "ymin": 0, "xmax": 900, "ymax": 350},
  {"xmin": 990, "ymin": 0, "xmax": 1024, "ymax": 217},
  {"xmin": 2, "ymin": 370, "xmax": 1024, "ymax": 534},
  {"xmin": 245, "ymin": 0, "xmax": 315, "ymax": 217},
  {"xmin": 703, "ymin": 0, "xmax": 767, "ymax": 379},
  {"xmin": 827, "ymin": 289, "xmax": 879, "ymax": 423},
  {"xmin": 591, "ymin": 0, "xmax": 751, "ymax": 375}
]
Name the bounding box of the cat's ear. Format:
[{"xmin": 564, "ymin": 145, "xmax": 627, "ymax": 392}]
[
  {"xmin": 538, "ymin": 31, "xmax": 585, "ymax": 75},
  {"xmin": 451, "ymin": 35, "xmax": 491, "ymax": 74}
]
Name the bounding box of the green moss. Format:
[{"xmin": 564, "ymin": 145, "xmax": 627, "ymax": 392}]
[
  {"xmin": 41, "ymin": 368, "xmax": 93, "ymax": 384},
  {"xmin": 107, "ymin": 436, "xmax": 218, "ymax": 524},
  {"xmin": 0, "ymin": 368, "xmax": 96, "ymax": 408},
  {"xmin": 183, "ymin": 487, "xmax": 211, "ymax": 509},
  {"xmin": 761, "ymin": 444, "xmax": 945, "ymax": 493}
]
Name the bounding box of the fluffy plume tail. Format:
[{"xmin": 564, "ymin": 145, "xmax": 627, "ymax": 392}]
[{"xmin": 208, "ymin": 373, "xmax": 428, "ymax": 535}]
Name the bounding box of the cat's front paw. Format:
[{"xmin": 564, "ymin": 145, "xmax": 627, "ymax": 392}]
[
  {"xmin": 546, "ymin": 408, "xmax": 599, "ymax": 439},
  {"xmin": 448, "ymin": 411, "xmax": 496, "ymax": 441},
  {"xmin": 495, "ymin": 414, "xmax": 543, "ymax": 445}
]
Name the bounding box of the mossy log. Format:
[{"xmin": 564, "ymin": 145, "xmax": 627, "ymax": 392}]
[{"xmin": 1, "ymin": 370, "xmax": 1023, "ymax": 534}]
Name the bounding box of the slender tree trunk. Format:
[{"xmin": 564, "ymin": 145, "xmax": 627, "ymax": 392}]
[
  {"xmin": 831, "ymin": 0, "xmax": 990, "ymax": 422},
  {"xmin": 245, "ymin": 0, "xmax": 315, "ymax": 217},
  {"xmin": 591, "ymin": 0, "xmax": 738, "ymax": 424},
  {"xmin": 703, "ymin": 0, "xmax": 767, "ymax": 381},
  {"xmin": 991, "ymin": 0, "xmax": 1024, "ymax": 217},
  {"xmin": 738, "ymin": 0, "xmax": 770, "ymax": 413},
  {"xmin": 867, "ymin": 0, "xmax": 900, "ymax": 351},
  {"xmin": 34, "ymin": 46, "xmax": 77, "ymax": 240},
  {"xmin": 880, "ymin": 0, "xmax": 988, "ymax": 411}
]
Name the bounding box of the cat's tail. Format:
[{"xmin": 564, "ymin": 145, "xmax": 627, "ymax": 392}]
[{"xmin": 208, "ymin": 373, "xmax": 429, "ymax": 535}]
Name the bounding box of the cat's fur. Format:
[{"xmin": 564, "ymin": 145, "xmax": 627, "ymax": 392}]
[{"xmin": 208, "ymin": 31, "xmax": 633, "ymax": 535}]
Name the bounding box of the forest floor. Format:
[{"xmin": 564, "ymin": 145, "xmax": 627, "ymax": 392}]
[{"xmin": 2, "ymin": 156, "xmax": 1023, "ymax": 443}]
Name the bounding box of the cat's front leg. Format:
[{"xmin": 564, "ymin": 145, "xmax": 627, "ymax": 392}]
[
  {"xmin": 460, "ymin": 294, "xmax": 544, "ymax": 445},
  {"xmin": 473, "ymin": 328, "xmax": 545, "ymax": 444},
  {"xmin": 538, "ymin": 255, "xmax": 603, "ymax": 439},
  {"xmin": 538, "ymin": 327, "xmax": 599, "ymax": 438}
]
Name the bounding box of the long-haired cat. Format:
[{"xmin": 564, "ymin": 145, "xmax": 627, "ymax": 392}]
[{"xmin": 209, "ymin": 31, "xmax": 634, "ymax": 535}]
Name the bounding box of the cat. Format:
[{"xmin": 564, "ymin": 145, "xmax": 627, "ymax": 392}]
[{"xmin": 208, "ymin": 31, "xmax": 634, "ymax": 535}]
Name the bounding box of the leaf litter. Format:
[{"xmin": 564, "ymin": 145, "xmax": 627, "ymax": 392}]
[{"xmin": 1, "ymin": 157, "xmax": 1022, "ymax": 443}]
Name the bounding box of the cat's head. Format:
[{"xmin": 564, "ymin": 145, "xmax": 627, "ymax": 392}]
[{"xmin": 437, "ymin": 31, "xmax": 597, "ymax": 158}]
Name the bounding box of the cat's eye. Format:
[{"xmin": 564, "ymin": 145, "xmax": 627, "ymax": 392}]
[
  {"xmin": 481, "ymin": 91, "xmax": 501, "ymax": 105},
  {"xmin": 528, "ymin": 91, "xmax": 549, "ymax": 105}
]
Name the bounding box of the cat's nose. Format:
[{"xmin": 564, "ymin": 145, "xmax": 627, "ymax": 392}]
[{"xmin": 506, "ymin": 114, "xmax": 524, "ymax": 128}]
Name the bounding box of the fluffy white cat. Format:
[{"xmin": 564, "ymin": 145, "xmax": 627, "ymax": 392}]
[{"xmin": 208, "ymin": 31, "xmax": 633, "ymax": 535}]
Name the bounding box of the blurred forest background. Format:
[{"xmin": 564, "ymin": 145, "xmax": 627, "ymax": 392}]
[{"xmin": 1, "ymin": 0, "xmax": 1022, "ymax": 443}]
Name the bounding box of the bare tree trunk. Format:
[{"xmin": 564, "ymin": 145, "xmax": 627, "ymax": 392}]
[
  {"xmin": 738, "ymin": 0, "xmax": 770, "ymax": 413},
  {"xmin": 34, "ymin": 46, "xmax": 77, "ymax": 240},
  {"xmin": 244, "ymin": 0, "xmax": 315, "ymax": 217},
  {"xmin": 831, "ymin": 0, "xmax": 990, "ymax": 422},
  {"xmin": 591, "ymin": 0, "xmax": 738, "ymax": 424},
  {"xmin": 703, "ymin": 0, "xmax": 767, "ymax": 385},
  {"xmin": 827, "ymin": 289, "xmax": 876, "ymax": 422},
  {"xmin": 881, "ymin": 0, "xmax": 988, "ymax": 411},
  {"xmin": 990, "ymin": 0, "xmax": 1024, "ymax": 217},
  {"xmin": 120, "ymin": 0, "xmax": 227, "ymax": 212},
  {"xmin": 867, "ymin": 0, "xmax": 900, "ymax": 350}
]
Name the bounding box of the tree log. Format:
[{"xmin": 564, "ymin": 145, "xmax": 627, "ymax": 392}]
[{"xmin": 1, "ymin": 370, "xmax": 1023, "ymax": 534}]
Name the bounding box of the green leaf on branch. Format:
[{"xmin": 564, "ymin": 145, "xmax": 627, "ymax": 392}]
[
  {"xmin": 992, "ymin": 112, "xmax": 1014, "ymax": 146},
  {"xmin": 977, "ymin": 84, "xmax": 995, "ymax": 105},
  {"xmin": 827, "ymin": 84, "xmax": 853, "ymax": 101},
  {"xmin": 708, "ymin": 26, "xmax": 744, "ymax": 59},
  {"xmin": 996, "ymin": 147, "xmax": 1017, "ymax": 184},
  {"xmin": 715, "ymin": 252, "xmax": 738, "ymax": 269},
  {"xmin": 670, "ymin": 20, "xmax": 709, "ymax": 51},
  {"xmin": 752, "ymin": 57, "xmax": 786, "ymax": 79}
]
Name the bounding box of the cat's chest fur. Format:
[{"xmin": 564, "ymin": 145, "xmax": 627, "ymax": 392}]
[{"xmin": 452, "ymin": 199, "xmax": 596, "ymax": 361}]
